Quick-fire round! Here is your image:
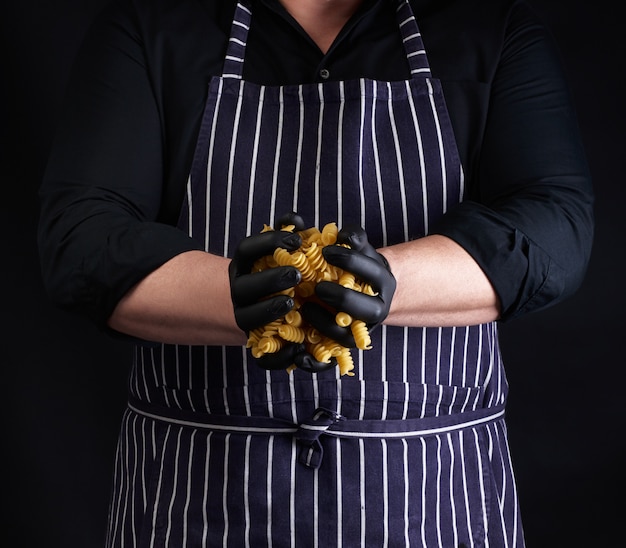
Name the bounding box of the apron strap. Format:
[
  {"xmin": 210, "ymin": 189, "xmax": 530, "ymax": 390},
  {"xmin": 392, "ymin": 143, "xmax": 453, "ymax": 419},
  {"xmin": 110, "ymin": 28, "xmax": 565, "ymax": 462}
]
[
  {"xmin": 396, "ymin": 0, "xmax": 432, "ymax": 77},
  {"xmin": 222, "ymin": 1, "xmax": 252, "ymax": 79},
  {"xmin": 221, "ymin": 0, "xmax": 432, "ymax": 80}
]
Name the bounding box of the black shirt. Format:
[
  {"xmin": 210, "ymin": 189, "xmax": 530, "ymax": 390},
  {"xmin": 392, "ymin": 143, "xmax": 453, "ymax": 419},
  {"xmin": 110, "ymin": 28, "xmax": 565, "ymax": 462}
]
[{"xmin": 38, "ymin": 0, "xmax": 594, "ymax": 330}]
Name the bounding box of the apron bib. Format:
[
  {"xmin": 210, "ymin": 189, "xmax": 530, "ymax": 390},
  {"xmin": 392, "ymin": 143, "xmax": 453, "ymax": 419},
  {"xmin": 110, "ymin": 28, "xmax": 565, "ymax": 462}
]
[{"xmin": 106, "ymin": 2, "xmax": 525, "ymax": 546}]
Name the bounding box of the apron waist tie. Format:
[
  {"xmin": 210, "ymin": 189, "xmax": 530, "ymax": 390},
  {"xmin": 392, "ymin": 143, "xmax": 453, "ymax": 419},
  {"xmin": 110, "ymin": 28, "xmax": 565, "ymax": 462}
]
[
  {"xmin": 128, "ymin": 396, "xmax": 505, "ymax": 469},
  {"xmin": 294, "ymin": 407, "xmax": 344, "ymax": 468}
]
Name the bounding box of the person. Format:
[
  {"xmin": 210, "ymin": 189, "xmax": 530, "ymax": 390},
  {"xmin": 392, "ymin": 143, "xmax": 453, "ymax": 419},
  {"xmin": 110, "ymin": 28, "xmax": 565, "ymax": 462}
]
[{"xmin": 38, "ymin": 0, "xmax": 594, "ymax": 545}]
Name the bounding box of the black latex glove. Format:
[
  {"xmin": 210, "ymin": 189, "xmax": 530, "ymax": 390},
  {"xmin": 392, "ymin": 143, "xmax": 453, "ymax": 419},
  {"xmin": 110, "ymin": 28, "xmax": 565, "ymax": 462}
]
[
  {"xmin": 301, "ymin": 225, "xmax": 396, "ymax": 348},
  {"xmin": 229, "ymin": 212, "xmax": 336, "ymax": 372},
  {"xmin": 249, "ymin": 343, "xmax": 338, "ymax": 373}
]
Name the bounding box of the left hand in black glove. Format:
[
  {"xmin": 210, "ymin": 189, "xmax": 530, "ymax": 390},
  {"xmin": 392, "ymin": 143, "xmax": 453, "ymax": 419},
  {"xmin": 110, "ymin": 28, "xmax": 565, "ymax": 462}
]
[
  {"xmin": 229, "ymin": 212, "xmax": 337, "ymax": 373},
  {"xmin": 301, "ymin": 225, "xmax": 396, "ymax": 348}
]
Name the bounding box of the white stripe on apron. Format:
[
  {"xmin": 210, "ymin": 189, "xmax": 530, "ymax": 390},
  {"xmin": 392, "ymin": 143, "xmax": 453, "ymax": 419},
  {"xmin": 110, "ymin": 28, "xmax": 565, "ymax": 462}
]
[{"xmin": 106, "ymin": 1, "xmax": 525, "ymax": 546}]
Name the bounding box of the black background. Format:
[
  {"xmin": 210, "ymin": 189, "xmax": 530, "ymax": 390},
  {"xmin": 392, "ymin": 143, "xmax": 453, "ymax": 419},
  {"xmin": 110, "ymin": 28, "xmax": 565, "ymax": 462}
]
[{"xmin": 2, "ymin": 1, "xmax": 624, "ymax": 546}]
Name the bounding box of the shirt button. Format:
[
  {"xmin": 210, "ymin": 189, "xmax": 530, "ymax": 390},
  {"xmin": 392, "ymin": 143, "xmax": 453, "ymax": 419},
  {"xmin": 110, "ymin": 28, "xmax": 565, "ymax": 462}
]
[{"xmin": 319, "ymin": 68, "xmax": 330, "ymax": 80}]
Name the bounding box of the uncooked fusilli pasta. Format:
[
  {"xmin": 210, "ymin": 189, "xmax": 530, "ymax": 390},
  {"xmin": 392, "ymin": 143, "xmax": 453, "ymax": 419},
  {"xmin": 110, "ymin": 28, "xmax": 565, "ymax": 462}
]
[{"xmin": 248, "ymin": 221, "xmax": 377, "ymax": 376}]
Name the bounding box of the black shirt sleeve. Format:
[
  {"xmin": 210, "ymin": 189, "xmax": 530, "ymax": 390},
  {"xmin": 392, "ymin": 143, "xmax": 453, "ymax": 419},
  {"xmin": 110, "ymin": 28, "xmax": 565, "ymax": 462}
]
[
  {"xmin": 37, "ymin": 0, "xmax": 205, "ymax": 329},
  {"xmin": 37, "ymin": 0, "xmax": 594, "ymax": 330},
  {"xmin": 431, "ymin": 1, "xmax": 594, "ymax": 320}
]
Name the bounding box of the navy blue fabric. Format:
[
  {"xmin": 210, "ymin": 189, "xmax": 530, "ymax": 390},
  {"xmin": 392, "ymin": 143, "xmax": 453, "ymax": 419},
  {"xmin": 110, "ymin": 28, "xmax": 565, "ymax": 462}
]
[
  {"xmin": 105, "ymin": 2, "xmax": 525, "ymax": 546},
  {"xmin": 37, "ymin": 0, "xmax": 594, "ymax": 328}
]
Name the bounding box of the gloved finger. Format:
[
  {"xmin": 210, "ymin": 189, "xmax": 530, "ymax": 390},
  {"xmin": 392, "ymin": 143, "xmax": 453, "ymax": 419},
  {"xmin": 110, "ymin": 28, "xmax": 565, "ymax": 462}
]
[
  {"xmin": 322, "ymin": 246, "xmax": 394, "ymax": 296},
  {"xmin": 256, "ymin": 343, "xmax": 306, "ymax": 370},
  {"xmin": 231, "ymin": 230, "xmax": 302, "ymax": 276},
  {"xmin": 236, "ymin": 295, "xmax": 295, "ymax": 332},
  {"xmin": 294, "ymin": 351, "xmax": 338, "ymax": 373},
  {"xmin": 314, "ymin": 282, "xmax": 389, "ymax": 326},
  {"xmin": 275, "ymin": 211, "xmax": 306, "ymax": 232},
  {"xmin": 231, "ymin": 266, "xmax": 301, "ymax": 304},
  {"xmin": 336, "ymin": 225, "xmax": 381, "ymax": 262},
  {"xmin": 255, "ymin": 344, "xmax": 336, "ymax": 373},
  {"xmin": 300, "ymin": 301, "xmax": 356, "ymax": 347}
]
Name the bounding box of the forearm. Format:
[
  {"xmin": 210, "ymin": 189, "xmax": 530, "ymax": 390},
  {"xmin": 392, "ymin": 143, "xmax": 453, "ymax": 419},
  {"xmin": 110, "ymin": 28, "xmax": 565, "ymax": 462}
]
[
  {"xmin": 379, "ymin": 234, "xmax": 500, "ymax": 327},
  {"xmin": 107, "ymin": 250, "xmax": 247, "ymax": 346},
  {"xmin": 107, "ymin": 234, "xmax": 499, "ymax": 345}
]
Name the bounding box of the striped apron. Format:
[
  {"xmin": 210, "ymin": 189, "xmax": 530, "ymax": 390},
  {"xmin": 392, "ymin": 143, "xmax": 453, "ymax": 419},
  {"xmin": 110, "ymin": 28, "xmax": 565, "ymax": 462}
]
[{"xmin": 105, "ymin": 1, "xmax": 525, "ymax": 546}]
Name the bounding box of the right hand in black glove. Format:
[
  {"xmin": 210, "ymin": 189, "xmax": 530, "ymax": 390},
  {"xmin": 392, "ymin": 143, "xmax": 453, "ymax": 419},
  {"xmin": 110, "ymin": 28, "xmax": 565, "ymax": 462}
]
[
  {"xmin": 301, "ymin": 225, "xmax": 396, "ymax": 348},
  {"xmin": 229, "ymin": 212, "xmax": 337, "ymax": 372}
]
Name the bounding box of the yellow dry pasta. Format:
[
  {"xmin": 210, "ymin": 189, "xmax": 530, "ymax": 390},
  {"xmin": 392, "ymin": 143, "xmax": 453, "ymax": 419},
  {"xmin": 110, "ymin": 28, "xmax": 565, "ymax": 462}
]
[
  {"xmin": 305, "ymin": 327, "xmax": 322, "ymax": 344},
  {"xmin": 290, "ymin": 251, "xmax": 317, "ymax": 282},
  {"xmin": 307, "ymin": 336, "xmax": 344, "ymax": 364},
  {"xmin": 245, "ymin": 221, "xmax": 375, "ymax": 375},
  {"xmin": 335, "ymin": 311, "xmax": 353, "ymax": 327},
  {"xmin": 338, "ymin": 271, "xmax": 356, "ymax": 289},
  {"xmin": 320, "ymin": 222, "xmax": 339, "ymax": 245},
  {"xmin": 284, "ymin": 309, "xmax": 303, "ymax": 326},
  {"xmin": 253, "ymin": 335, "xmax": 285, "ymax": 358},
  {"xmin": 278, "ymin": 324, "xmax": 307, "ymax": 344},
  {"xmin": 351, "ymin": 320, "xmax": 372, "ymax": 351},
  {"xmin": 304, "ymin": 242, "xmax": 328, "ymax": 272},
  {"xmin": 273, "ymin": 247, "xmax": 295, "ymax": 267},
  {"xmin": 361, "ymin": 283, "xmax": 377, "ymax": 296},
  {"xmin": 336, "ymin": 347, "xmax": 355, "ymax": 377},
  {"xmin": 311, "ymin": 342, "xmax": 334, "ymax": 363}
]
